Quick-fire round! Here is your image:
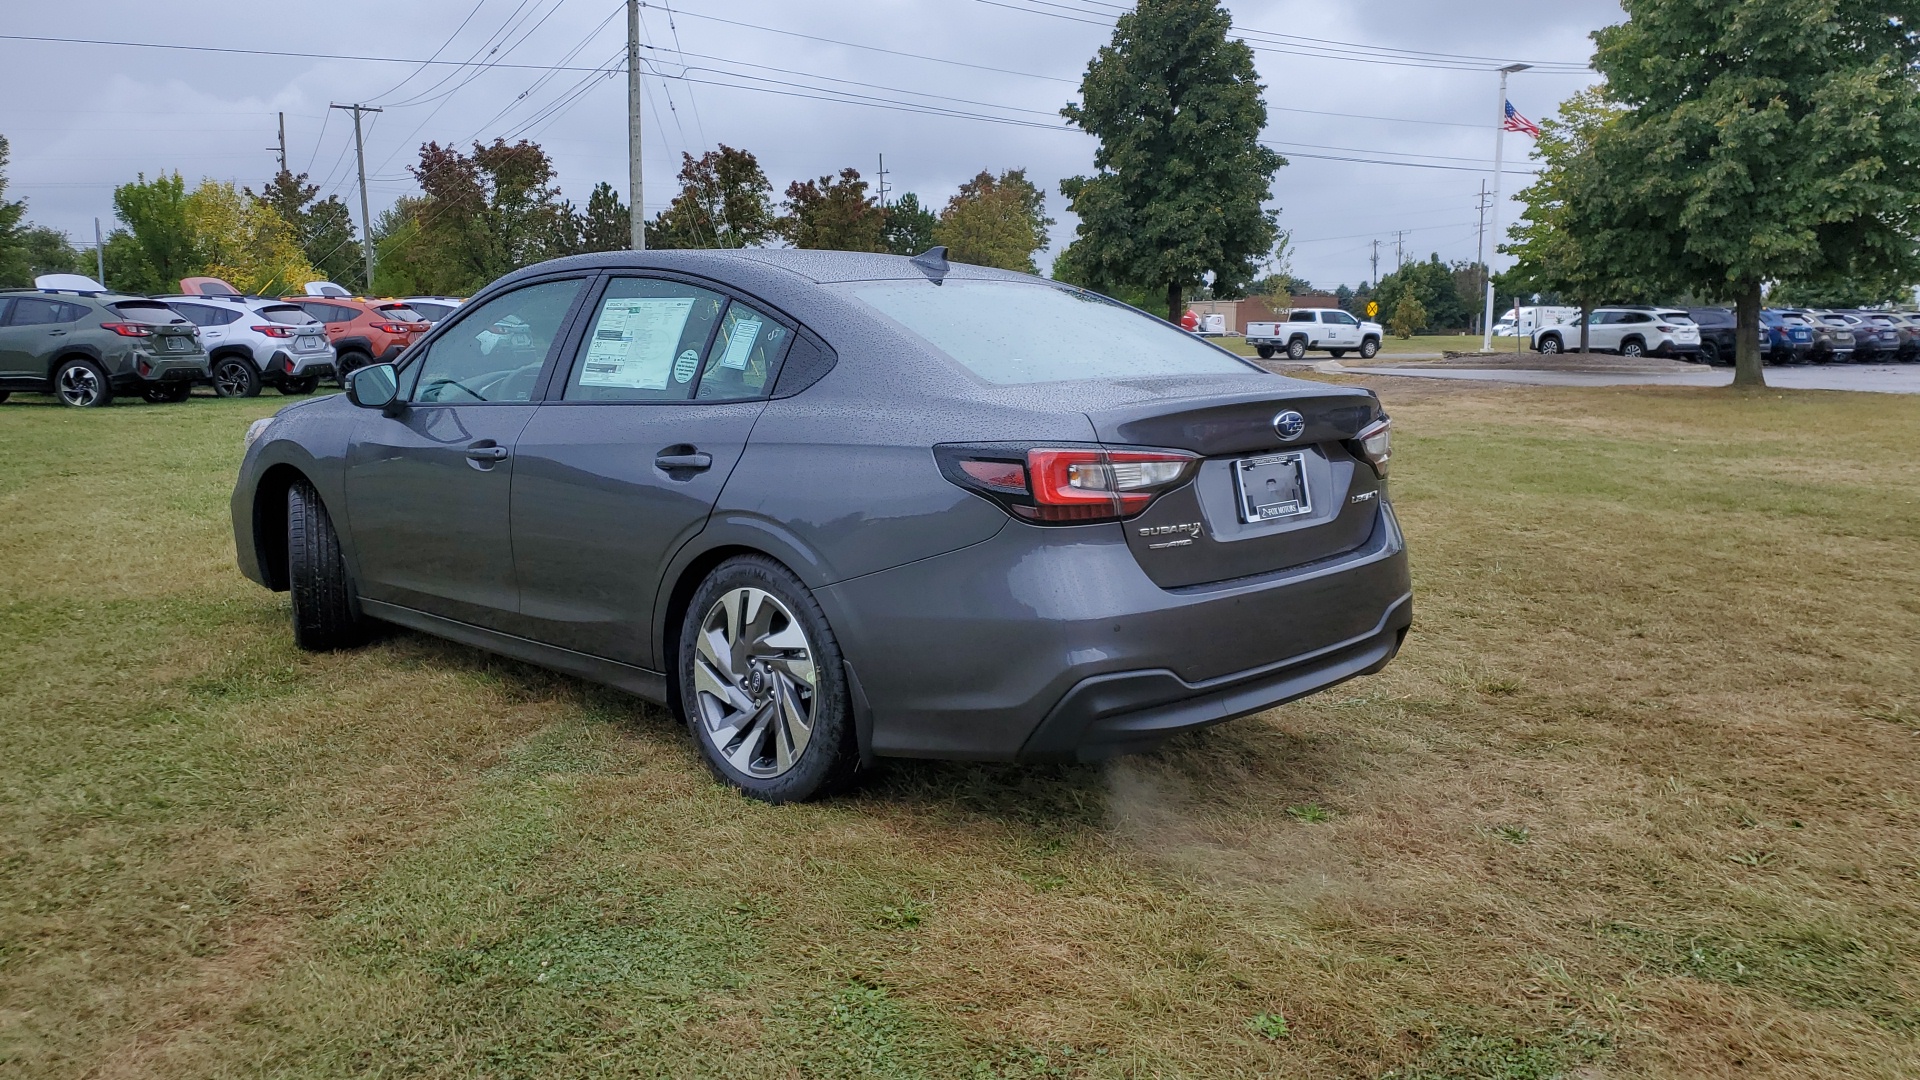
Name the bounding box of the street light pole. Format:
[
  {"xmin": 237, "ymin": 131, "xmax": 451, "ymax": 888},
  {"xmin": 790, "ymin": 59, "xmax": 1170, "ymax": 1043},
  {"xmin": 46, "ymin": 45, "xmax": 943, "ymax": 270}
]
[{"xmin": 1482, "ymin": 63, "xmax": 1530, "ymax": 352}]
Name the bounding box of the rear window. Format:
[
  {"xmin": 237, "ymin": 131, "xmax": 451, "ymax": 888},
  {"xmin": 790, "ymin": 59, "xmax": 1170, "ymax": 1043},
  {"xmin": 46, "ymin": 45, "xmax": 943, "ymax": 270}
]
[
  {"xmin": 1659, "ymin": 313, "xmax": 1696, "ymax": 325},
  {"xmin": 257, "ymin": 304, "xmax": 317, "ymax": 325},
  {"xmin": 843, "ymin": 281, "xmax": 1254, "ymax": 385},
  {"xmin": 110, "ymin": 301, "xmax": 184, "ymax": 323},
  {"xmin": 378, "ymin": 305, "xmax": 426, "ymax": 322}
]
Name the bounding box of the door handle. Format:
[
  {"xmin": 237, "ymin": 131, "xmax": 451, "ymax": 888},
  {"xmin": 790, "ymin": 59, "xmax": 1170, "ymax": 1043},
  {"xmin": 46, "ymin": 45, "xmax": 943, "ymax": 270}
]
[
  {"xmin": 465, "ymin": 445, "xmax": 509, "ymax": 461},
  {"xmin": 655, "ymin": 451, "xmax": 713, "ymax": 471}
]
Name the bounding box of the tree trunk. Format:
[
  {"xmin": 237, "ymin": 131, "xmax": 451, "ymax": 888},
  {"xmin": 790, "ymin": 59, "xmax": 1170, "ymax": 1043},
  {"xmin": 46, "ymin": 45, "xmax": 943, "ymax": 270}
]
[
  {"xmin": 1579, "ymin": 302, "xmax": 1591, "ymax": 353},
  {"xmin": 1166, "ymin": 281, "xmax": 1183, "ymax": 324},
  {"xmin": 1733, "ymin": 281, "xmax": 1766, "ymax": 388}
]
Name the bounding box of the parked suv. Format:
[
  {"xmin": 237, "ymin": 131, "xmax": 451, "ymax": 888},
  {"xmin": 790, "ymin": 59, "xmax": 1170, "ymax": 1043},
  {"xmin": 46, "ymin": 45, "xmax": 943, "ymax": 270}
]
[
  {"xmin": 282, "ymin": 296, "xmax": 431, "ymax": 377},
  {"xmin": 1244, "ymin": 308, "xmax": 1384, "ymax": 360},
  {"xmin": 1534, "ymin": 306, "xmax": 1700, "ymax": 358},
  {"xmin": 1836, "ymin": 310, "xmax": 1917, "ymax": 362},
  {"xmin": 164, "ymin": 294, "xmax": 337, "ymax": 397},
  {"xmin": 0, "ymin": 277, "xmax": 207, "ymax": 407},
  {"xmin": 1813, "ymin": 311, "xmax": 1893, "ymax": 362},
  {"xmin": 1759, "ymin": 309, "xmax": 1816, "ymax": 365}
]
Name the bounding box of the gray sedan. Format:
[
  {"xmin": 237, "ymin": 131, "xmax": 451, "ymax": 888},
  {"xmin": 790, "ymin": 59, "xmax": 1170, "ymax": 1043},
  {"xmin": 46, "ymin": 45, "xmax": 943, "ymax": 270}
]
[{"xmin": 232, "ymin": 249, "xmax": 1411, "ymax": 802}]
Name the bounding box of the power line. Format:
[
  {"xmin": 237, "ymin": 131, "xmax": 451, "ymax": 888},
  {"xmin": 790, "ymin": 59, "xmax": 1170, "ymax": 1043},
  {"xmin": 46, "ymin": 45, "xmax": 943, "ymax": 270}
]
[
  {"xmin": 367, "ymin": 0, "xmax": 494, "ymax": 104},
  {"xmin": 0, "ymin": 32, "xmax": 616, "ymax": 73}
]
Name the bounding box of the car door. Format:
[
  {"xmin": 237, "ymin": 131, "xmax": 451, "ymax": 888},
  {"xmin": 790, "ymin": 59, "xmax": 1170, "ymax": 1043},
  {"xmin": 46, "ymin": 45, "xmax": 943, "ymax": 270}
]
[
  {"xmin": 1586, "ymin": 311, "xmax": 1622, "ymax": 350},
  {"xmin": 0, "ymin": 299, "xmax": 27, "ymax": 380},
  {"xmin": 509, "ymin": 275, "xmax": 794, "ymax": 669},
  {"xmin": 1326, "ymin": 310, "xmax": 1361, "ymax": 347},
  {"xmin": 1, "ymin": 297, "xmax": 87, "ymax": 380},
  {"xmin": 299, "ymin": 301, "xmax": 357, "ymax": 347},
  {"xmin": 343, "ymin": 276, "xmax": 589, "ymax": 632}
]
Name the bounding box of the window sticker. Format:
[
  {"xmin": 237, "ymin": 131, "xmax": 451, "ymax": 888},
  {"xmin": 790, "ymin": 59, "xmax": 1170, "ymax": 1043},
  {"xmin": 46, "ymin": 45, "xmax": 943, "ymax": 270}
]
[
  {"xmin": 673, "ymin": 348, "xmax": 700, "ymax": 383},
  {"xmin": 718, "ymin": 316, "xmax": 762, "ymax": 370},
  {"xmin": 578, "ymin": 296, "xmax": 695, "ymax": 389}
]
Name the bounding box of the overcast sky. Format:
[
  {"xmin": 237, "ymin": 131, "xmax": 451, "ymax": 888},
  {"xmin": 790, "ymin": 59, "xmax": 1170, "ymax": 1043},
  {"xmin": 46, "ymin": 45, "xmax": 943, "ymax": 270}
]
[{"xmin": 1, "ymin": 0, "xmax": 1620, "ymax": 288}]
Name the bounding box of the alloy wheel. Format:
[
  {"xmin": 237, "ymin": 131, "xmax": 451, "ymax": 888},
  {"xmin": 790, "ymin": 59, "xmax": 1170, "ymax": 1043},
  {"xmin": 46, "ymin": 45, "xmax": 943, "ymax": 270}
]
[
  {"xmin": 692, "ymin": 587, "xmax": 818, "ymax": 779},
  {"xmin": 214, "ymin": 360, "xmax": 254, "ymax": 397},
  {"xmin": 56, "ymin": 364, "xmax": 103, "ymax": 407}
]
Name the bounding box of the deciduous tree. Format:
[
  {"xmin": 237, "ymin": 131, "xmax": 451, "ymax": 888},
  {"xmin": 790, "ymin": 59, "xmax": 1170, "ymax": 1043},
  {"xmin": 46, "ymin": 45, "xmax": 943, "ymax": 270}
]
[
  {"xmin": 650, "ymin": 145, "xmax": 778, "ymax": 249},
  {"xmin": 1059, "ymin": 0, "xmax": 1284, "ymax": 320},
  {"xmin": 250, "ymin": 170, "xmax": 360, "ymax": 288},
  {"xmin": 103, "ymin": 172, "xmax": 194, "ymax": 295},
  {"xmin": 183, "ymin": 180, "xmax": 315, "ymax": 296},
  {"xmin": 1581, "ymin": 0, "xmax": 1920, "ymax": 386},
  {"xmin": 931, "ymin": 168, "xmax": 1053, "ymax": 272},
  {"xmin": 782, "ymin": 167, "xmax": 885, "ymax": 252},
  {"xmin": 382, "ymin": 138, "xmax": 576, "ymax": 294}
]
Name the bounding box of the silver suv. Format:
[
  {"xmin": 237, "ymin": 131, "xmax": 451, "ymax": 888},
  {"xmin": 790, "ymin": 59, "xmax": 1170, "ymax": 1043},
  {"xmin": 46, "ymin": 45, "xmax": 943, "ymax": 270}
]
[
  {"xmin": 1533, "ymin": 306, "xmax": 1701, "ymax": 358},
  {"xmin": 163, "ymin": 295, "xmax": 336, "ymax": 397}
]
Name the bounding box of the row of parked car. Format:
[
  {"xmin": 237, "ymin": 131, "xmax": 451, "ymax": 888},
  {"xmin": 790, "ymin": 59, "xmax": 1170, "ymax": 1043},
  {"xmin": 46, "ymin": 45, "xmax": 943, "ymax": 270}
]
[
  {"xmin": 1528, "ymin": 304, "xmax": 1920, "ymax": 365},
  {"xmin": 0, "ymin": 274, "xmax": 465, "ymax": 407}
]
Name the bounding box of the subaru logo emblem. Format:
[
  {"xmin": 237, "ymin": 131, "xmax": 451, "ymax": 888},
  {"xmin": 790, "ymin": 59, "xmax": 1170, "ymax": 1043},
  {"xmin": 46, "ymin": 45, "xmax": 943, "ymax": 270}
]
[{"xmin": 1272, "ymin": 410, "xmax": 1306, "ymax": 442}]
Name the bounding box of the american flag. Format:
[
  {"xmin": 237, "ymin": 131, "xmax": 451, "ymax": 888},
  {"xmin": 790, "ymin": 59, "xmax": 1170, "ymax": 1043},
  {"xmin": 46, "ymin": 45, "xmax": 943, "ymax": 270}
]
[{"xmin": 1503, "ymin": 101, "xmax": 1541, "ymax": 138}]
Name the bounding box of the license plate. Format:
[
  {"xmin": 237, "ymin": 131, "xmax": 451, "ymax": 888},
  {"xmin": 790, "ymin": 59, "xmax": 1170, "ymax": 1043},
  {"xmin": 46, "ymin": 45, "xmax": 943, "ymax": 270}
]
[
  {"xmin": 163, "ymin": 335, "xmax": 189, "ymax": 352},
  {"xmin": 295, "ymin": 336, "xmax": 323, "ymax": 351},
  {"xmin": 1234, "ymin": 453, "xmax": 1311, "ymax": 523}
]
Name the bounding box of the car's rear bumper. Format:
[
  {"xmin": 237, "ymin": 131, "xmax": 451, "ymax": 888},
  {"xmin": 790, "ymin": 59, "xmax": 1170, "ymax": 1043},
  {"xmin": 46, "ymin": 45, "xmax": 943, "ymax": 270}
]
[
  {"xmin": 821, "ymin": 501, "xmax": 1412, "ymax": 762},
  {"xmin": 276, "ymin": 348, "xmax": 337, "ymax": 380},
  {"xmin": 115, "ymin": 355, "xmax": 209, "ymax": 387}
]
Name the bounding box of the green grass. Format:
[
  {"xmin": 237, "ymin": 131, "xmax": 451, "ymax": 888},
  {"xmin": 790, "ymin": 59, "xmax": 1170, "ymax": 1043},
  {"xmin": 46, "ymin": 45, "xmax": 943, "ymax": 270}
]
[{"xmin": 1, "ymin": 382, "xmax": 1918, "ymax": 1077}]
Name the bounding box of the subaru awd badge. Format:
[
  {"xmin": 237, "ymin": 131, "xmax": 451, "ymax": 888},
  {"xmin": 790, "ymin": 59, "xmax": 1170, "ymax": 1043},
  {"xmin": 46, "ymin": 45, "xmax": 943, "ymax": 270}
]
[{"xmin": 1272, "ymin": 410, "xmax": 1306, "ymax": 442}]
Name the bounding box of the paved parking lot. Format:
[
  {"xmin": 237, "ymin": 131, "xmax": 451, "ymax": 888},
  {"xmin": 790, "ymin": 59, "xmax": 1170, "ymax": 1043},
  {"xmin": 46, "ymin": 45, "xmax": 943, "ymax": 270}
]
[{"xmin": 1336, "ymin": 361, "xmax": 1920, "ymax": 394}]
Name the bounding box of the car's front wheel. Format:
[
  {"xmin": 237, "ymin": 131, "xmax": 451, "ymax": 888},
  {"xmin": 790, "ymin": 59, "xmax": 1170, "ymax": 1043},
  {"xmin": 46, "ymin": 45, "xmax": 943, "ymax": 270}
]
[
  {"xmin": 1537, "ymin": 335, "xmax": 1562, "ymax": 355},
  {"xmin": 679, "ymin": 556, "xmax": 858, "ymax": 803},
  {"xmin": 1359, "ymin": 337, "xmax": 1380, "ymax": 359},
  {"xmin": 1699, "ymin": 340, "xmax": 1721, "ymax": 366},
  {"xmin": 213, "ymin": 357, "xmax": 262, "ymax": 398},
  {"xmin": 1329, "ymin": 349, "xmax": 1347, "ymax": 358},
  {"xmin": 287, "ymin": 479, "xmax": 369, "ymax": 652}
]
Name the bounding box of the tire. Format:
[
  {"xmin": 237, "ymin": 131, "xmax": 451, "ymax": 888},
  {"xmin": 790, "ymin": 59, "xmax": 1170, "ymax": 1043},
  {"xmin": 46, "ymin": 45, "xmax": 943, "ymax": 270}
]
[
  {"xmin": 141, "ymin": 383, "xmax": 192, "ymax": 403},
  {"xmin": 1699, "ymin": 340, "xmax": 1721, "ymax": 366},
  {"xmin": 678, "ymin": 555, "xmax": 858, "ymax": 803},
  {"xmin": 0, "ymin": 391, "xmax": 10, "ymax": 403},
  {"xmin": 212, "ymin": 356, "xmax": 262, "ymax": 398},
  {"xmin": 1620, "ymin": 338, "xmax": 1646, "ymax": 358},
  {"xmin": 53, "ymin": 357, "xmax": 113, "ymax": 408},
  {"xmin": 279, "ymin": 376, "xmax": 319, "ymax": 396},
  {"xmin": 1359, "ymin": 337, "xmax": 1380, "ymax": 359},
  {"xmin": 1255, "ymin": 344, "xmax": 1275, "ymax": 360},
  {"xmin": 287, "ymin": 479, "xmax": 369, "ymax": 652},
  {"xmin": 1329, "ymin": 349, "xmax": 1347, "ymax": 358},
  {"xmin": 335, "ymin": 349, "xmax": 372, "ymax": 383},
  {"xmin": 1537, "ymin": 335, "xmax": 1562, "ymax": 355},
  {"xmin": 1286, "ymin": 338, "xmax": 1308, "ymax": 360}
]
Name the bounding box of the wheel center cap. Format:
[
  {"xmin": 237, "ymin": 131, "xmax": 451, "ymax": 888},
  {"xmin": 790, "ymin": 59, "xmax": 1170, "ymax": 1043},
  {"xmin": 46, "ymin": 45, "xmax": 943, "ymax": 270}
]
[{"xmin": 747, "ymin": 664, "xmax": 768, "ymax": 699}]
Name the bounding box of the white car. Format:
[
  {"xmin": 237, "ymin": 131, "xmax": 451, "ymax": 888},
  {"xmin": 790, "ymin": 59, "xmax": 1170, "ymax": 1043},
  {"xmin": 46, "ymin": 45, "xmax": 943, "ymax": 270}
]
[
  {"xmin": 1244, "ymin": 308, "xmax": 1384, "ymax": 360},
  {"xmin": 1532, "ymin": 306, "xmax": 1702, "ymax": 358},
  {"xmin": 401, "ymin": 295, "xmax": 465, "ymax": 323},
  {"xmin": 162, "ymin": 295, "xmax": 337, "ymax": 397}
]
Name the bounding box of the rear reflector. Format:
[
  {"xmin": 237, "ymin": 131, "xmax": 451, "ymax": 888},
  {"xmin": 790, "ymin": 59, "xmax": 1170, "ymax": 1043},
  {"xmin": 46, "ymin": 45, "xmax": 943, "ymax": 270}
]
[{"xmin": 937, "ymin": 444, "xmax": 1199, "ymax": 524}]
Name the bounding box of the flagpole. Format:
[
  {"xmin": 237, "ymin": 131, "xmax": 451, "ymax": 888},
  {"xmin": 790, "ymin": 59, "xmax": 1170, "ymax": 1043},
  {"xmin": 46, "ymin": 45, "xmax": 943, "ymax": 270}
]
[{"xmin": 1483, "ymin": 63, "xmax": 1531, "ymax": 352}]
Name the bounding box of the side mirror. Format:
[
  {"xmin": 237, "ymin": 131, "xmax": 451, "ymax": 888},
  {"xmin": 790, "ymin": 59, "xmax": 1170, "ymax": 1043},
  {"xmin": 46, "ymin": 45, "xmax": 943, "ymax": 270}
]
[{"xmin": 346, "ymin": 363, "xmax": 401, "ymax": 412}]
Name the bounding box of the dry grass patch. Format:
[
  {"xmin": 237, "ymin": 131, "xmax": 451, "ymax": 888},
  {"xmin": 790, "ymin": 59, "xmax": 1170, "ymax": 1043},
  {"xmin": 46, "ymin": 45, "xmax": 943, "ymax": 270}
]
[{"xmin": 0, "ymin": 386, "xmax": 1916, "ymax": 1078}]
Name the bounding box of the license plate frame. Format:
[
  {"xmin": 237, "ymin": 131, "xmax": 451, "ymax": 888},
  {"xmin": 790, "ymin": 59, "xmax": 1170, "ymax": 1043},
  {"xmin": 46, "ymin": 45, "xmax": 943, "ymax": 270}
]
[
  {"xmin": 163, "ymin": 335, "xmax": 189, "ymax": 352},
  {"xmin": 294, "ymin": 336, "xmax": 323, "ymax": 352},
  {"xmin": 1233, "ymin": 452, "xmax": 1312, "ymax": 523}
]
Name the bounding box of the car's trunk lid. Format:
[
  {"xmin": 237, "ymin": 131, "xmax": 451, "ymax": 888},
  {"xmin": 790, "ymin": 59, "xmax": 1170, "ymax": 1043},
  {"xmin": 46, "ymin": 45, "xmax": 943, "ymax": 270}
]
[{"xmin": 1086, "ymin": 385, "xmax": 1385, "ymax": 589}]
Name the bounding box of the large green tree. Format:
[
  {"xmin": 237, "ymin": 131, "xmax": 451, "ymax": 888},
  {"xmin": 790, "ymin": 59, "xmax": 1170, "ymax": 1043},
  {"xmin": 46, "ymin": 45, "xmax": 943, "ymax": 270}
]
[
  {"xmin": 1059, "ymin": 0, "xmax": 1284, "ymax": 321},
  {"xmin": 782, "ymin": 168, "xmax": 885, "ymax": 252},
  {"xmin": 250, "ymin": 170, "xmax": 360, "ymax": 288},
  {"xmin": 931, "ymin": 168, "xmax": 1053, "ymax": 272},
  {"xmin": 103, "ymin": 172, "xmax": 194, "ymax": 295},
  {"xmin": 883, "ymin": 193, "xmax": 938, "ymax": 256},
  {"xmin": 650, "ymin": 145, "xmax": 778, "ymax": 249},
  {"xmin": 379, "ymin": 138, "xmax": 576, "ymax": 295},
  {"xmin": 575, "ymin": 181, "xmax": 631, "ymax": 253},
  {"xmin": 1582, "ymin": 0, "xmax": 1920, "ymax": 386},
  {"xmin": 1373, "ymin": 255, "xmax": 1476, "ymax": 333}
]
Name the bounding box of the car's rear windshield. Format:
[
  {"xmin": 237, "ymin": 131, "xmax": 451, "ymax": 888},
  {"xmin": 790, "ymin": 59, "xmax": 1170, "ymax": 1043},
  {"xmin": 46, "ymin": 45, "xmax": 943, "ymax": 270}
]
[
  {"xmin": 257, "ymin": 304, "xmax": 317, "ymax": 325},
  {"xmin": 109, "ymin": 301, "xmax": 183, "ymax": 323},
  {"xmin": 377, "ymin": 305, "xmax": 426, "ymax": 322},
  {"xmin": 840, "ymin": 280, "xmax": 1254, "ymax": 384},
  {"xmin": 1659, "ymin": 313, "xmax": 1697, "ymax": 324}
]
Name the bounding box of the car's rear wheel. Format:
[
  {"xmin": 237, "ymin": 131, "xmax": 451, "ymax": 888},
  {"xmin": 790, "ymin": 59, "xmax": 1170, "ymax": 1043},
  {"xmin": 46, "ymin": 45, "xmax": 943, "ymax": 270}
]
[
  {"xmin": 1359, "ymin": 337, "xmax": 1380, "ymax": 359},
  {"xmin": 287, "ymin": 479, "xmax": 369, "ymax": 652},
  {"xmin": 213, "ymin": 357, "xmax": 262, "ymax": 398},
  {"xmin": 142, "ymin": 383, "xmax": 192, "ymax": 403},
  {"xmin": 1286, "ymin": 338, "xmax": 1308, "ymax": 360},
  {"xmin": 54, "ymin": 358, "xmax": 112, "ymax": 408},
  {"xmin": 335, "ymin": 349, "xmax": 372, "ymax": 382},
  {"xmin": 1255, "ymin": 344, "xmax": 1275, "ymax": 359},
  {"xmin": 279, "ymin": 376, "xmax": 318, "ymax": 395},
  {"xmin": 679, "ymin": 556, "xmax": 858, "ymax": 803},
  {"xmin": 1620, "ymin": 338, "xmax": 1646, "ymax": 357},
  {"xmin": 1699, "ymin": 340, "xmax": 1721, "ymax": 366}
]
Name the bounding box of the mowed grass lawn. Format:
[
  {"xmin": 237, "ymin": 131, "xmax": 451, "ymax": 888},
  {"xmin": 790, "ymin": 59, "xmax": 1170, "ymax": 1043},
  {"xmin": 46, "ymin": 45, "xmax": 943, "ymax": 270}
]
[{"xmin": 2, "ymin": 382, "xmax": 1917, "ymax": 1078}]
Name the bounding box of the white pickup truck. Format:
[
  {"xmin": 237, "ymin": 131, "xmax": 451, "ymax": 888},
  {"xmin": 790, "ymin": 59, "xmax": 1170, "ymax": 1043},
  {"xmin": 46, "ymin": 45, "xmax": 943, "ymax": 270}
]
[{"xmin": 1245, "ymin": 308, "xmax": 1384, "ymax": 360}]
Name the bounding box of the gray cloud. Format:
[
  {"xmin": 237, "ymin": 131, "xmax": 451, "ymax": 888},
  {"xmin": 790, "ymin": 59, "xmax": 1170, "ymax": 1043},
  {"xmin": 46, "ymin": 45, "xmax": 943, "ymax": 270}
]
[{"xmin": 0, "ymin": 0, "xmax": 1620, "ymax": 288}]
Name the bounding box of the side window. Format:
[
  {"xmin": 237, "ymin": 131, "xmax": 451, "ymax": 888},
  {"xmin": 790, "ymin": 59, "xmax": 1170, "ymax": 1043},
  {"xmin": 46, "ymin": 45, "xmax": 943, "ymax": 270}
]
[
  {"xmin": 0, "ymin": 300, "xmax": 12, "ymax": 324},
  {"xmin": 1328, "ymin": 311, "xmax": 1358, "ymax": 326},
  {"xmin": 211, "ymin": 306, "xmax": 244, "ymax": 326},
  {"xmin": 9, "ymin": 298, "xmax": 68, "ymax": 326},
  {"xmin": 697, "ymin": 301, "xmax": 792, "ymax": 401},
  {"xmin": 171, "ymin": 304, "xmax": 214, "ymax": 327},
  {"xmin": 410, "ymin": 278, "xmax": 584, "ymax": 404},
  {"xmin": 329, "ymin": 304, "xmax": 362, "ymax": 324},
  {"xmin": 562, "ymin": 277, "xmax": 726, "ymax": 402}
]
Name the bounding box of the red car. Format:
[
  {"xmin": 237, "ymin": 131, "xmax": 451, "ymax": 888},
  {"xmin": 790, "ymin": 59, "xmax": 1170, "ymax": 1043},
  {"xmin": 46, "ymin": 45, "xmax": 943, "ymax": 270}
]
[{"xmin": 282, "ymin": 296, "xmax": 430, "ymax": 376}]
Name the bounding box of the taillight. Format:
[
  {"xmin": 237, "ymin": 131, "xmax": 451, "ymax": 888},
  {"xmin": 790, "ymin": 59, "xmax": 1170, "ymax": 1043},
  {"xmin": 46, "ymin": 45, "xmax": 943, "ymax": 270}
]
[
  {"xmin": 101, "ymin": 322, "xmax": 152, "ymax": 337},
  {"xmin": 1656, "ymin": 325, "xmax": 1675, "ymax": 332},
  {"xmin": 252, "ymin": 325, "xmax": 296, "ymax": 338},
  {"xmin": 936, "ymin": 444, "xmax": 1200, "ymax": 524},
  {"xmin": 1352, "ymin": 418, "xmax": 1391, "ymax": 477},
  {"xmin": 374, "ymin": 322, "xmax": 412, "ymax": 334}
]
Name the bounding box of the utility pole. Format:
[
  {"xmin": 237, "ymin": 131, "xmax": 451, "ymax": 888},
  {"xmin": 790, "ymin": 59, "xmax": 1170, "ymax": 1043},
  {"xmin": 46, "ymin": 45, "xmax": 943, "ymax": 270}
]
[
  {"xmin": 628, "ymin": 0, "xmax": 646, "ymax": 250},
  {"xmin": 1483, "ymin": 63, "xmax": 1531, "ymax": 351},
  {"xmin": 94, "ymin": 218, "xmax": 104, "ymax": 286},
  {"xmin": 330, "ymin": 103, "xmax": 382, "ymax": 290},
  {"xmin": 1394, "ymin": 230, "xmax": 1405, "ymax": 272},
  {"xmin": 876, "ymin": 153, "xmax": 890, "ymax": 211},
  {"xmin": 270, "ymin": 112, "xmax": 286, "ymax": 175},
  {"xmin": 1370, "ymin": 239, "xmax": 1379, "ymax": 289},
  {"xmin": 1473, "ymin": 181, "xmax": 1491, "ymax": 334}
]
